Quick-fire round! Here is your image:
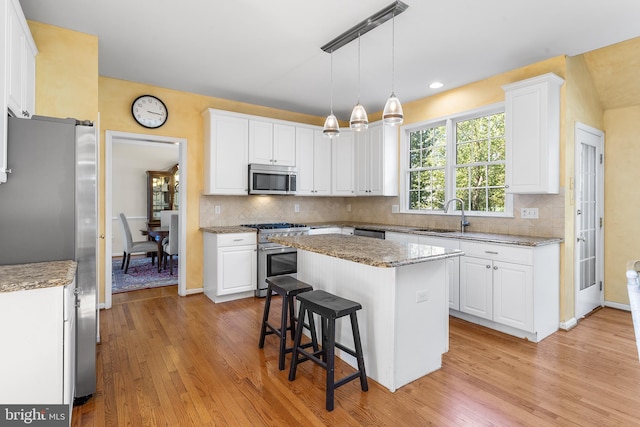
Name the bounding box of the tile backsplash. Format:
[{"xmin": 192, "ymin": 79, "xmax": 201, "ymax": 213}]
[{"xmin": 200, "ymin": 189, "xmax": 565, "ymax": 238}]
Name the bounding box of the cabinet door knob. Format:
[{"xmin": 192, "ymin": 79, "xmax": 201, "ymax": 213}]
[
  {"xmin": 493, "ymin": 266, "xmax": 498, "ymax": 270},
  {"xmin": 486, "ymin": 265, "xmax": 491, "ymax": 269}
]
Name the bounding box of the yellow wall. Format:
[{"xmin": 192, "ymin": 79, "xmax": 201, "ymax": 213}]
[
  {"xmin": 604, "ymin": 106, "xmax": 640, "ymax": 304},
  {"xmin": 28, "ymin": 21, "xmax": 99, "ymax": 121}
]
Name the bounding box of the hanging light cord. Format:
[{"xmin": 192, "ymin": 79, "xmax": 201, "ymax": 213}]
[
  {"xmin": 357, "ymin": 34, "xmax": 362, "ymax": 104},
  {"xmin": 391, "ymin": 13, "xmax": 395, "ymax": 95},
  {"xmin": 330, "ymin": 50, "xmax": 334, "ymax": 113}
]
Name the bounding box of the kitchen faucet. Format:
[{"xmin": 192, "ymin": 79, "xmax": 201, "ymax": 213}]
[{"xmin": 444, "ymin": 198, "xmax": 470, "ymax": 233}]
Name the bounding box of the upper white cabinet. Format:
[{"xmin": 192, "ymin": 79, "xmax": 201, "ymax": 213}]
[
  {"xmin": 249, "ymin": 120, "xmax": 296, "ymax": 166},
  {"xmin": 503, "ymin": 73, "xmax": 564, "ymax": 194},
  {"xmin": 203, "ymin": 109, "xmax": 249, "ymax": 195},
  {"xmin": 332, "ymin": 130, "xmax": 356, "ymax": 196},
  {"xmin": 355, "ymin": 121, "xmax": 398, "ymax": 196},
  {"xmin": 7, "ymin": 0, "xmax": 36, "ymax": 119},
  {"xmin": 1, "ymin": 0, "xmax": 37, "ymax": 184},
  {"xmin": 295, "ymin": 127, "xmax": 331, "ymax": 195}
]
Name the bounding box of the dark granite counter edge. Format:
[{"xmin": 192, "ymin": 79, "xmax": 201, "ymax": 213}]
[{"xmin": 305, "ymin": 222, "xmax": 563, "ymax": 247}]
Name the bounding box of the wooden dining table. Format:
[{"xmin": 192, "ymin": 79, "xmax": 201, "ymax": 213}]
[{"xmin": 141, "ymin": 226, "xmax": 169, "ymax": 272}]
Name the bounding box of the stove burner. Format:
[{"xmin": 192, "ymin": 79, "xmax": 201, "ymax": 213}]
[{"xmin": 242, "ymin": 222, "xmax": 307, "ymax": 230}]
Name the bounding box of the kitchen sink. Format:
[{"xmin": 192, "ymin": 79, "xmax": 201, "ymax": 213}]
[{"xmin": 411, "ymin": 228, "xmax": 458, "ymax": 233}]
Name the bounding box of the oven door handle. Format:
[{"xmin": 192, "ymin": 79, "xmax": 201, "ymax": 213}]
[{"xmin": 260, "ymin": 245, "xmax": 292, "ymax": 251}]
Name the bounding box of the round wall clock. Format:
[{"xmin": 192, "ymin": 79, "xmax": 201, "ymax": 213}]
[{"xmin": 131, "ymin": 95, "xmax": 168, "ymax": 128}]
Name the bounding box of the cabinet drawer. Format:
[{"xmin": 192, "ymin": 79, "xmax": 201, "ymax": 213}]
[
  {"xmin": 216, "ymin": 233, "xmax": 256, "ymax": 247},
  {"xmin": 460, "ymin": 241, "xmax": 532, "ymax": 265}
]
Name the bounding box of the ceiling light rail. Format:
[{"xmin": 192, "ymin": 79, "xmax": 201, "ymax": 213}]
[{"xmin": 320, "ymin": 1, "xmax": 409, "ymax": 53}]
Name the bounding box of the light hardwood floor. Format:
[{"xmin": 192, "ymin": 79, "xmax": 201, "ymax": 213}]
[{"xmin": 73, "ymin": 287, "xmax": 640, "ymax": 426}]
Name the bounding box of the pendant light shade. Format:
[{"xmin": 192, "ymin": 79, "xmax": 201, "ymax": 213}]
[
  {"xmin": 323, "ymin": 113, "xmax": 339, "ymax": 138},
  {"xmin": 350, "ymin": 35, "xmax": 368, "ymax": 132},
  {"xmin": 382, "ymin": 11, "xmax": 404, "ymax": 126},
  {"xmin": 323, "ymin": 51, "xmax": 340, "ymax": 138},
  {"xmin": 383, "ymin": 93, "xmax": 403, "ymax": 125}
]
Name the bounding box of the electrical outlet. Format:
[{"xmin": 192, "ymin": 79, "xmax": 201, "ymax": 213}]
[
  {"xmin": 214, "ymin": 205, "xmax": 221, "ymax": 214},
  {"xmin": 416, "ymin": 289, "xmax": 429, "ymax": 303},
  {"xmin": 521, "ymin": 208, "xmax": 539, "ymax": 219},
  {"xmin": 346, "ymin": 204, "xmax": 351, "ymax": 212},
  {"xmin": 294, "ymin": 204, "xmax": 300, "ymax": 213},
  {"xmin": 392, "ymin": 204, "xmax": 399, "ymax": 213}
]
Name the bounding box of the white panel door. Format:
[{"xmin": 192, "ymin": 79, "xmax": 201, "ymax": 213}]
[
  {"xmin": 313, "ymin": 130, "xmax": 332, "ymax": 195},
  {"xmin": 460, "ymin": 256, "xmax": 493, "ymax": 320},
  {"xmin": 493, "ymin": 261, "xmax": 533, "ymax": 331},
  {"xmin": 273, "ymin": 123, "xmax": 296, "ymax": 166},
  {"xmin": 249, "ymin": 120, "xmax": 273, "ymax": 164},
  {"xmin": 574, "ymin": 123, "xmax": 604, "ymax": 318}
]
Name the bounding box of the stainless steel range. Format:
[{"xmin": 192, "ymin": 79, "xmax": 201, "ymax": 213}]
[{"xmin": 241, "ymin": 222, "xmax": 310, "ymax": 297}]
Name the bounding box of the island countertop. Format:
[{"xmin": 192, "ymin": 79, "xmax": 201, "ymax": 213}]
[
  {"xmin": 268, "ymin": 234, "xmax": 463, "ymax": 268},
  {"xmin": 0, "ymin": 260, "xmax": 77, "ymax": 293}
]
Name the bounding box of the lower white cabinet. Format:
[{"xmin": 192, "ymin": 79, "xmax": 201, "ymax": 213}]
[
  {"xmin": 455, "ymin": 240, "xmax": 558, "ymax": 342},
  {"xmin": 0, "ymin": 280, "xmax": 76, "ymax": 416},
  {"xmin": 204, "ymin": 232, "xmax": 257, "ymax": 303}
]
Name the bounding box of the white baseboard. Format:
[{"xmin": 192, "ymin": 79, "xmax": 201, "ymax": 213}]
[
  {"xmin": 185, "ymin": 287, "xmax": 203, "ymax": 296},
  {"xmin": 559, "ymin": 317, "xmax": 577, "ymax": 331},
  {"xmin": 605, "ymin": 301, "xmax": 631, "ymax": 311}
]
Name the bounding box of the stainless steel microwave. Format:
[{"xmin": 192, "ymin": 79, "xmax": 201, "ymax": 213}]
[{"xmin": 248, "ymin": 163, "xmax": 297, "ymax": 195}]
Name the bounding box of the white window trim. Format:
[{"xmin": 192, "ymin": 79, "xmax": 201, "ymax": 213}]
[{"xmin": 399, "ymin": 102, "xmax": 513, "ymax": 217}]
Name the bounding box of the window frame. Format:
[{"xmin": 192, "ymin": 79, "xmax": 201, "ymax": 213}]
[{"xmin": 399, "ymin": 102, "xmax": 513, "ymax": 217}]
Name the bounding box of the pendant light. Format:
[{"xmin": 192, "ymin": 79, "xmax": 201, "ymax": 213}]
[
  {"xmin": 349, "ymin": 34, "xmax": 368, "ymax": 132},
  {"xmin": 382, "ymin": 11, "xmax": 404, "ymax": 126},
  {"xmin": 323, "ymin": 50, "xmax": 340, "ymax": 138}
]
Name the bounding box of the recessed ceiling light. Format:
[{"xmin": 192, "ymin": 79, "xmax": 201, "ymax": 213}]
[{"xmin": 429, "ymin": 81, "xmax": 444, "ymax": 89}]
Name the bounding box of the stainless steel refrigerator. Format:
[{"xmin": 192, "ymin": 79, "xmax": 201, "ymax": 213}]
[{"xmin": 0, "ymin": 115, "xmax": 98, "ymax": 401}]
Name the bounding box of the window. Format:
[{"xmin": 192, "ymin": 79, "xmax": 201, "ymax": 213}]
[{"xmin": 402, "ymin": 104, "xmax": 512, "ymax": 216}]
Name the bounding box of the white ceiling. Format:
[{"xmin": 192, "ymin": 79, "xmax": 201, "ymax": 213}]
[{"xmin": 19, "ymin": 0, "xmax": 640, "ymax": 120}]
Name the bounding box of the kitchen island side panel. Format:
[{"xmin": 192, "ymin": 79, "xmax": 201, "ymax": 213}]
[{"xmin": 297, "ymin": 249, "xmax": 449, "ymax": 392}]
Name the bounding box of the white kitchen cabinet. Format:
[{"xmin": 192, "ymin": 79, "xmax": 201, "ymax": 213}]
[
  {"xmin": 0, "ymin": 280, "xmax": 76, "ymax": 415},
  {"xmin": 203, "ymin": 232, "xmax": 257, "ymax": 303},
  {"xmin": 355, "ymin": 121, "xmax": 398, "ymax": 196},
  {"xmin": 1, "ymin": 0, "xmax": 37, "ymax": 185},
  {"xmin": 332, "ymin": 130, "xmax": 356, "ymax": 196},
  {"xmin": 7, "ymin": 0, "xmax": 36, "ymax": 119},
  {"xmin": 455, "ymin": 240, "xmax": 558, "ymax": 342},
  {"xmin": 203, "ymin": 109, "xmax": 249, "ymax": 195},
  {"xmin": 503, "ymin": 73, "xmax": 564, "ymax": 194},
  {"xmin": 249, "ymin": 120, "xmax": 296, "ymax": 166},
  {"xmin": 295, "ymin": 127, "xmax": 331, "ymax": 195}
]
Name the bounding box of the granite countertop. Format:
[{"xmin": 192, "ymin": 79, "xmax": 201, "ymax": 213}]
[
  {"xmin": 0, "ymin": 260, "xmax": 78, "ymax": 293},
  {"xmin": 200, "ymin": 226, "xmax": 257, "ymax": 234},
  {"xmin": 268, "ymin": 234, "xmax": 463, "ymax": 268},
  {"xmin": 306, "ymin": 222, "xmax": 563, "ymax": 247}
]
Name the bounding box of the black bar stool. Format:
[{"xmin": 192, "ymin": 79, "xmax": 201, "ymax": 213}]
[
  {"xmin": 288, "ymin": 289, "xmax": 368, "ymax": 411},
  {"xmin": 258, "ymin": 276, "xmax": 318, "ymax": 370}
]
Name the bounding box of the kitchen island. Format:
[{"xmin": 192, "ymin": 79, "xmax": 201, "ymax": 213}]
[{"xmin": 268, "ymin": 234, "xmax": 463, "ymax": 392}]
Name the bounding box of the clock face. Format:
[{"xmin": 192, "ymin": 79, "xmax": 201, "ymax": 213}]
[{"xmin": 132, "ymin": 95, "xmax": 168, "ymax": 128}]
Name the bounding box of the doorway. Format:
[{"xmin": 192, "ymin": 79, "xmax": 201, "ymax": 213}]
[
  {"xmin": 574, "ymin": 123, "xmax": 604, "ymax": 318},
  {"xmin": 104, "ymin": 131, "xmax": 187, "ymax": 309}
]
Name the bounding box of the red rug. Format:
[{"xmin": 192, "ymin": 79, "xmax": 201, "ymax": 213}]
[{"xmin": 112, "ymin": 257, "xmax": 178, "ymax": 293}]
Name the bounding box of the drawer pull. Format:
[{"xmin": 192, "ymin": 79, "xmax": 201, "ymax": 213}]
[
  {"xmin": 485, "ymin": 251, "xmax": 498, "ymax": 255},
  {"xmin": 233, "ymin": 238, "xmax": 244, "ymax": 242}
]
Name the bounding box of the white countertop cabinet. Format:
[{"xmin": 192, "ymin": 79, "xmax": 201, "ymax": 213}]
[
  {"xmin": 203, "ymin": 232, "xmax": 257, "ymax": 303},
  {"xmin": 503, "ymin": 73, "xmax": 564, "ymax": 194},
  {"xmin": 455, "ymin": 240, "xmax": 558, "ymax": 342},
  {"xmin": 0, "ymin": 280, "xmax": 76, "ymax": 418}
]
